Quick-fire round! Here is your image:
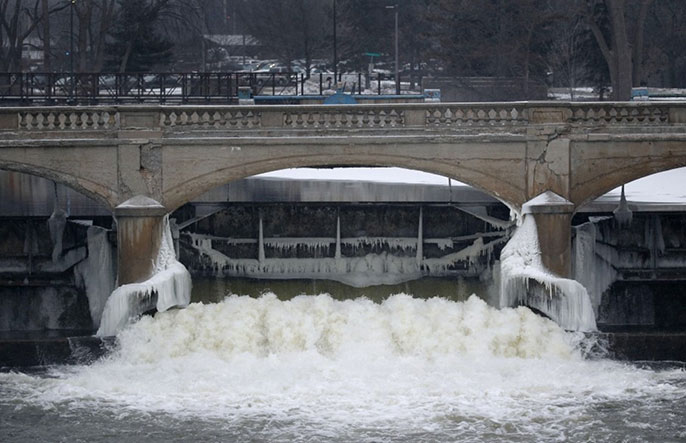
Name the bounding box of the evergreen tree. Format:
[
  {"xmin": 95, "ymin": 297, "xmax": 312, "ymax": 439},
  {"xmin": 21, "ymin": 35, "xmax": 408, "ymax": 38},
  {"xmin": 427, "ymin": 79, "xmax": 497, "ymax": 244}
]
[{"xmin": 105, "ymin": 0, "xmax": 173, "ymax": 72}]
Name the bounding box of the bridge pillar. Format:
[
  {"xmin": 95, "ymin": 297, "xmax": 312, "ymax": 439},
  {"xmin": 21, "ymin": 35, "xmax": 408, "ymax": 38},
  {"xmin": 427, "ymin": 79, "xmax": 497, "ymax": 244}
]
[
  {"xmin": 113, "ymin": 196, "xmax": 168, "ymax": 285},
  {"xmin": 523, "ymin": 191, "xmax": 576, "ymax": 278}
]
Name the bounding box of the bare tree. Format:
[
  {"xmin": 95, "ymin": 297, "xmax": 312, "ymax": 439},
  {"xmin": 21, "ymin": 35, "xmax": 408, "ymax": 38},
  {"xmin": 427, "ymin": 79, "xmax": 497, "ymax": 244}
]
[
  {"xmin": 40, "ymin": 0, "xmax": 51, "ymax": 71},
  {"xmin": 0, "ymin": 0, "xmax": 69, "ymax": 72},
  {"xmin": 585, "ymin": 0, "xmax": 653, "ymax": 100},
  {"xmin": 238, "ymin": 0, "xmax": 329, "ymax": 74},
  {"xmin": 70, "ymin": 0, "xmax": 118, "ymax": 72},
  {"xmin": 644, "ymin": 0, "xmax": 686, "ymax": 87},
  {"xmin": 0, "ymin": 0, "xmax": 42, "ymax": 71},
  {"xmin": 546, "ymin": 5, "xmax": 590, "ymax": 100}
]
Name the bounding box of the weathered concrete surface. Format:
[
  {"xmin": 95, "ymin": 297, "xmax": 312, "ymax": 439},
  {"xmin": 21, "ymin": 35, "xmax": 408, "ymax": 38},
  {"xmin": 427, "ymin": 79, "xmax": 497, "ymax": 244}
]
[
  {"xmin": 114, "ymin": 197, "xmax": 167, "ymax": 285},
  {"xmin": 0, "ymin": 334, "xmax": 114, "ymax": 367},
  {"xmin": 603, "ymin": 332, "xmax": 686, "ymax": 361},
  {"xmin": 0, "ymin": 102, "xmax": 684, "ymax": 213},
  {"xmin": 1, "ymin": 102, "xmax": 685, "ymax": 278},
  {"xmin": 531, "ymin": 212, "xmax": 574, "ymax": 278},
  {"xmin": 160, "ymin": 136, "xmax": 528, "ymax": 212}
]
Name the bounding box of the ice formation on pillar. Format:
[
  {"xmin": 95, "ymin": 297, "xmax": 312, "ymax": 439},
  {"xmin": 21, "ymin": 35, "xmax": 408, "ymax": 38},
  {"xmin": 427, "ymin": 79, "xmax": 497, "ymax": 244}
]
[
  {"xmin": 74, "ymin": 225, "xmax": 116, "ymax": 328},
  {"xmin": 97, "ymin": 216, "xmax": 192, "ymax": 337},
  {"xmin": 572, "ymin": 218, "xmax": 617, "ymax": 315},
  {"xmin": 47, "ymin": 208, "xmax": 67, "ymax": 262},
  {"xmin": 499, "ymin": 214, "xmax": 596, "ymax": 332},
  {"xmin": 47, "ymin": 183, "xmax": 68, "ymax": 262}
]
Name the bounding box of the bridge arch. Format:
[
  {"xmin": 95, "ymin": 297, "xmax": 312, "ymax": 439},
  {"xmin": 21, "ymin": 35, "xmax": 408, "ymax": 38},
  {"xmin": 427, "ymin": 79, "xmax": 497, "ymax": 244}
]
[
  {"xmin": 0, "ymin": 163, "xmax": 118, "ymax": 212},
  {"xmin": 572, "ymin": 157, "xmax": 686, "ymax": 210},
  {"xmin": 162, "ymin": 150, "xmax": 525, "ymax": 213}
]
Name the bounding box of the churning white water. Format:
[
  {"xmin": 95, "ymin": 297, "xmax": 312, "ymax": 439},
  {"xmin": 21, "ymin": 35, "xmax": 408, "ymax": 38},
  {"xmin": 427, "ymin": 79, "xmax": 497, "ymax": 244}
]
[{"xmin": 2, "ymin": 293, "xmax": 685, "ymax": 442}]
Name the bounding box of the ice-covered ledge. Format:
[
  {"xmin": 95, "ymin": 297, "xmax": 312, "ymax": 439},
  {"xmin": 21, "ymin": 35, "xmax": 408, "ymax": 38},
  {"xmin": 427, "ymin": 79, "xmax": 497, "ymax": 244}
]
[
  {"xmin": 114, "ymin": 195, "xmax": 167, "ymax": 217},
  {"xmin": 500, "ymin": 191, "xmax": 596, "ymax": 331},
  {"xmin": 522, "ymin": 191, "xmax": 575, "ymax": 215},
  {"xmin": 499, "ymin": 212, "xmax": 596, "ymax": 332},
  {"xmin": 97, "ymin": 215, "xmax": 191, "ymax": 336}
]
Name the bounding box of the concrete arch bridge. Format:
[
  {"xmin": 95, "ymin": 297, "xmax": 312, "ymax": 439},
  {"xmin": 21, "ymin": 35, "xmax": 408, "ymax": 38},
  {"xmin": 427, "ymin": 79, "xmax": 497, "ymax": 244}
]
[{"xmin": 1, "ymin": 102, "xmax": 685, "ymax": 286}]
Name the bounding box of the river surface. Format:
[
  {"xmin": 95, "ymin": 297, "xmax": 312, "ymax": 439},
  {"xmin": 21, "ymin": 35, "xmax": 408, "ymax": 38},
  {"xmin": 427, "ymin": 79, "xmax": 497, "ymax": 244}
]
[{"xmin": 1, "ymin": 288, "xmax": 685, "ymax": 442}]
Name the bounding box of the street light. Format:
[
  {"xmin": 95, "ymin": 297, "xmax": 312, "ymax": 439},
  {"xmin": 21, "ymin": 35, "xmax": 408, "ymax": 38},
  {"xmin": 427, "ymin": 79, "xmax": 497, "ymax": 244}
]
[
  {"xmin": 333, "ymin": 0, "xmax": 337, "ymax": 85},
  {"xmin": 69, "ymin": 0, "xmax": 76, "ymax": 102},
  {"xmin": 385, "ymin": 4, "xmax": 399, "ymax": 95}
]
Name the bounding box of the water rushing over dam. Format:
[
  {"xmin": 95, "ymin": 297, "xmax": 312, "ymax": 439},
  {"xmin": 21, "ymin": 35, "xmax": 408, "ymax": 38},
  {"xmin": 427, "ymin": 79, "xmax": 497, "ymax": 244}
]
[
  {"xmin": 1, "ymin": 167, "xmax": 686, "ymax": 441},
  {"xmin": 2, "ymin": 293, "xmax": 685, "ymax": 442}
]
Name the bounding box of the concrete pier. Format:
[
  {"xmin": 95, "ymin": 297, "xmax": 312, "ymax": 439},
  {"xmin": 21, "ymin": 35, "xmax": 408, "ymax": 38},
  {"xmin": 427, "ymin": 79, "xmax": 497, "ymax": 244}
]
[{"xmin": 114, "ymin": 196, "xmax": 167, "ymax": 285}]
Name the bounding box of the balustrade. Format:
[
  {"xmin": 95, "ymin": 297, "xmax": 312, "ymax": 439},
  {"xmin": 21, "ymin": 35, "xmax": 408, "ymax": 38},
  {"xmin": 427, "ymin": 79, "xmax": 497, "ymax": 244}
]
[{"xmin": 1, "ymin": 103, "xmax": 683, "ymax": 132}]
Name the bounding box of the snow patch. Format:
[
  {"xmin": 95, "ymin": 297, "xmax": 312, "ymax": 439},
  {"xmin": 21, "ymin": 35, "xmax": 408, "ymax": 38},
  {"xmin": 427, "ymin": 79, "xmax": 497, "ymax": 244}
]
[{"xmin": 117, "ymin": 195, "xmax": 166, "ymax": 209}]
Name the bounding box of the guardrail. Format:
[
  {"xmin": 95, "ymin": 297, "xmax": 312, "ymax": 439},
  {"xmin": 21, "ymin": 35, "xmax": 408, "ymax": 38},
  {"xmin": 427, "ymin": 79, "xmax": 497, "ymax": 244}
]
[{"xmin": 0, "ymin": 72, "xmax": 411, "ymax": 105}]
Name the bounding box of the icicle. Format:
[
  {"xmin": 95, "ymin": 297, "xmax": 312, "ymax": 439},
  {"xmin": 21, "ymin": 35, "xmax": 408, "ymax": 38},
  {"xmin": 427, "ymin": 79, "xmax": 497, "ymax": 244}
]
[
  {"xmin": 47, "ymin": 182, "xmax": 68, "ymax": 262},
  {"xmin": 416, "ymin": 206, "xmax": 423, "ymax": 266},
  {"xmin": 74, "ymin": 226, "xmax": 116, "ymax": 328},
  {"xmin": 572, "ymin": 220, "xmax": 617, "ymax": 316},
  {"xmin": 613, "ymin": 185, "xmax": 633, "ymax": 227},
  {"xmin": 24, "ymin": 220, "xmax": 35, "ymax": 275},
  {"xmin": 653, "ymin": 214, "xmax": 665, "ymax": 256},
  {"xmin": 170, "ymin": 218, "xmax": 181, "ymax": 259},
  {"xmin": 335, "ymin": 213, "xmax": 342, "ymax": 259},
  {"xmin": 258, "ymin": 211, "xmax": 265, "ymax": 263}
]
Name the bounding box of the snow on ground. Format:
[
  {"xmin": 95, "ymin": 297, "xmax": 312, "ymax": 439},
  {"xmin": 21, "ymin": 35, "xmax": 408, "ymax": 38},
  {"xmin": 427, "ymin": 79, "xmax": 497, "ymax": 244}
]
[
  {"xmin": 603, "ymin": 167, "xmax": 686, "ymax": 204},
  {"xmin": 256, "ymin": 167, "xmax": 456, "ymax": 186},
  {"xmin": 256, "ymin": 167, "xmax": 686, "ymax": 204}
]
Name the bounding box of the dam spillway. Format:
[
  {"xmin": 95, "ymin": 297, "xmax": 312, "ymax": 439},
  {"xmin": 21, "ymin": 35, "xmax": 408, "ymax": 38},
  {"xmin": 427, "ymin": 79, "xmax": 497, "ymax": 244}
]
[
  {"xmin": 0, "ymin": 169, "xmax": 685, "ymax": 346},
  {"xmin": 1, "ymin": 169, "xmax": 686, "ymax": 442}
]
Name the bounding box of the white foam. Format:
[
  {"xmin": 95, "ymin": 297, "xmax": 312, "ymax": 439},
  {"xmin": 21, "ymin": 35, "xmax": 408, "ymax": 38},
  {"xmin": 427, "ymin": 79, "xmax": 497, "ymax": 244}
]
[
  {"xmin": 2, "ymin": 293, "xmax": 683, "ymax": 440},
  {"xmin": 113, "ymin": 293, "xmax": 574, "ymax": 362}
]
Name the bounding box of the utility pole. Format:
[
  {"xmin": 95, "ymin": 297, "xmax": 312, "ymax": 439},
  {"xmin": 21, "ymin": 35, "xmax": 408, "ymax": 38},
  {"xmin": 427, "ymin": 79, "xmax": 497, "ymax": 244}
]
[
  {"xmin": 333, "ymin": 0, "xmax": 337, "ymax": 85},
  {"xmin": 70, "ymin": 0, "xmax": 75, "ymax": 75},
  {"xmin": 386, "ymin": 4, "xmax": 399, "ymax": 95},
  {"xmin": 394, "ymin": 5, "xmax": 399, "ymax": 95}
]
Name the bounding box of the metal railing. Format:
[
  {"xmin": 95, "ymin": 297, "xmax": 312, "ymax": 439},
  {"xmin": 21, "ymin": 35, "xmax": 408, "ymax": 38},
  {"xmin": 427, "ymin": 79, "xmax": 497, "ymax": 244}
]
[{"xmin": 0, "ymin": 72, "xmax": 411, "ymax": 105}]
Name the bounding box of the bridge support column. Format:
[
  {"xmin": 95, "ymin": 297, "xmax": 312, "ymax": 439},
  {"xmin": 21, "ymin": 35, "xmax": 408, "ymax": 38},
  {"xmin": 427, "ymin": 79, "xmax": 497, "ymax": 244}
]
[
  {"xmin": 113, "ymin": 196, "xmax": 168, "ymax": 285},
  {"xmin": 523, "ymin": 191, "xmax": 576, "ymax": 278}
]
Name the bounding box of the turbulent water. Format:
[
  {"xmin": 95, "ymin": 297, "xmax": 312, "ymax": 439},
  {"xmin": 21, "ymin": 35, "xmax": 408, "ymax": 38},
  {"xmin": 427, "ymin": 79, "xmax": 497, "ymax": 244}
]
[{"xmin": 2, "ymin": 293, "xmax": 685, "ymax": 442}]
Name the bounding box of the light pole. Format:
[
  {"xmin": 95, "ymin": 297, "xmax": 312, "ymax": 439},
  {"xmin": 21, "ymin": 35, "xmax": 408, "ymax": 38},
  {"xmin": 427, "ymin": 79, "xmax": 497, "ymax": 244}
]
[
  {"xmin": 69, "ymin": 0, "xmax": 75, "ymax": 102},
  {"xmin": 386, "ymin": 4, "xmax": 399, "ymax": 95},
  {"xmin": 333, "ymin": 0, "xmax": 337, "ymax": 84},
  {"xmin": 69, "ymin": 0, "xmax": 75, "ymax": 74}
]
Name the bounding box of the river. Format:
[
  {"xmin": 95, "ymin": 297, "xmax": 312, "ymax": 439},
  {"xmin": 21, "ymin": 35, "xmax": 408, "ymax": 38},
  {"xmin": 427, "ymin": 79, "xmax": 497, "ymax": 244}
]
[{"xmin": 1, "ymin": 289, "xmax": 685, "ymax": 442}]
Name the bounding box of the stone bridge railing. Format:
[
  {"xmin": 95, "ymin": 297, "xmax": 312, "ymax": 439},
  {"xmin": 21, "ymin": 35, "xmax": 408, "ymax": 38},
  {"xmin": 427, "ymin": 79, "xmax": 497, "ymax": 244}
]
[{"xmin": 1, "ymin": 101, "xmax": 684, "ymax": 133}]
